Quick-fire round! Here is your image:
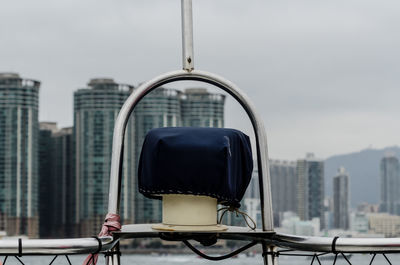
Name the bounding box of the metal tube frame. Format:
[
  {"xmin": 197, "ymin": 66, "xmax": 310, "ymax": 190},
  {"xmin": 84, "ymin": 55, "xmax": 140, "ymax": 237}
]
[
  {"xmin": 106, "ymin": 69, "xmax": 274, "ymax": 263},
  {"xmin": 107, "ymin": 69, "xmax": 274, "ymax": 230},
  {"xmin": 181, "ymin": 0, "xmax": 194, "ymax": 71},
  {"xmin": 107, "ymin": 1, "xmax": 273, "ymax": 264},
  {"xmin": 0, "ymin": 237, "xmax": 114, "ymax": 255},
  {"xmin": 271, "ymin": 233, "xmax": 400, "ymax": 253}
]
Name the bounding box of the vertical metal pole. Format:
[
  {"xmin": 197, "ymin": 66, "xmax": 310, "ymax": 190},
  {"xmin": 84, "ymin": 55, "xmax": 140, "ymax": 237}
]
[
  {"xmin": 263, "ymin": 246, "xmax": 278, "ymax": 265},
  {"xmin": 181, "ymin": 0, "xmax": 194, "ymax": 71},
  {"xmin": 106, "ymin": 244, "xmax": 120, "ymax": 265}
]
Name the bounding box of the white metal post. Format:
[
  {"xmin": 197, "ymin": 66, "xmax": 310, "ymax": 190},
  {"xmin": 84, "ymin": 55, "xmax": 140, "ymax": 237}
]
[{"xmin": 181, "ymin": 0, "xmax": 194, "ymax": 71}]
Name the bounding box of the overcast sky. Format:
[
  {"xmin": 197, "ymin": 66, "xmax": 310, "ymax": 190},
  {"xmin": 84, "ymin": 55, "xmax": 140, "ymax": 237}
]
[{"xmin": 1, "ymin": 0, "xmax": 400, "ymax": 160}]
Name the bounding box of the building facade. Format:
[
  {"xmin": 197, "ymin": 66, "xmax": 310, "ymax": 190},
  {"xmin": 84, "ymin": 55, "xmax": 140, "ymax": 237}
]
[
  {"xmin": 133, "ymin": 88, "xmax": 182, "ymax": 223},
  {"xmin": 368, "ymin": 213, "xmax": 400, "ymax": 237},
  {"xmin": 297, "ymin": 153, "xmax": 324, "ymax": 229},
  {"xmin": 39, "ymin": 123, "xmax": 75, "ymax": 238},
  {"xmin": 0, "ymin": 73, "xmax": 40, "ymax": 237},
  {"xmin": 180, "ymin": 88, "xmax": 225, "ymax": 128},
  {"xmin": 38, "ymin": 122, "xmax": 57, "ymax": 238},
  {"xmin": 74, "ymin": 78, "xmax": 135, "ymax": 236},
  {"xmin": 333, "ymin": 167, "xmax": 350, "ymax": 230},
  {"xmin": 269, "ymin": 160, "xmax": 297, "ymax": 226},
  {"xmin": 380, "ymin": 153, "xmax": 400, "ymax": 215},
  {"xmin": 52, "ymin": 127, "xmax": 75, "ymax": 237}
]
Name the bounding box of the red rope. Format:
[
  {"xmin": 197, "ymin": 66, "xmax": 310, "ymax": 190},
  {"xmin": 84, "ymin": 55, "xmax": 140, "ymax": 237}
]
[{"xmin": 82, "ymin": 213, "xmax": 121, "ymax": 265}]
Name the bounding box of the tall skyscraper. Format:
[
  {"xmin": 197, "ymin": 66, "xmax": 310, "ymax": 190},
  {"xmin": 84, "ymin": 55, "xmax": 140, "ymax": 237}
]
[
  {"xmin": 52, "ymin": 127, "xmax": 75, "ymax": 237},
  {"xmin": 74, "ymin": 78, "xmax": 135, "ymax": 236},
  {"xmin": 39, "ymin": 122, "xmax": 75, "ymax": 238},
  {"xmin": 38, "ymin": 122, "xmax": 58, "ymax": 238},
  {"xmin": 181, "ymin": 88, "xmax": 225, "ymax": 128},
  {"xmin": 333, "ymin": 167, "xmax": 350, "ymax": 230},
  {"xmin": 243, "ymin": 159, "xmax": 297, "ymax": 228},
  {"xmin": 133, "ymin": 88, "xmax": 182, "ymax": 223},
  {"xmin": 0, "ymin": 73, "xmax": 40, "ymax": 237},
  {"xmin": 297, "ymin": 153, "xmax": 324, "ymax": 229},
  {"xmin": 269, "ymin": 160, "xmax": 297, "ymax": 226},
  {"xmin": 380, "ymin": 153, "xmax": 400, "ymax": 215}
]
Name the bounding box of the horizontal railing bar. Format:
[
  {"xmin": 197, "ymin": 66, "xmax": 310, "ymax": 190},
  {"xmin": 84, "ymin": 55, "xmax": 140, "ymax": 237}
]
[
  {"xmin": 271, "ymin": 233, "xmax": 400, "ymax": 253},
  {"xmin": 2, "ymin": 232, "xmax": 400, "ymax": 255},
  {"xmin": 0, "ymin": 237, "xmax": 114, "ymax": 255}
]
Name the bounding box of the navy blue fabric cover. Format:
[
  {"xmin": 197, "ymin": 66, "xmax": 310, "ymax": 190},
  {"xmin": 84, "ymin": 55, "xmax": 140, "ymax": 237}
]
[{"xmin": 138, "ymin": 127, "xmax": 253, "ymax": 208}]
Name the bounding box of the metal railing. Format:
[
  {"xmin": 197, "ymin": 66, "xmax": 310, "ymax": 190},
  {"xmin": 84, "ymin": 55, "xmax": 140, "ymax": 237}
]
[{"xmin": 0, "ymin": 237, "xmax": 114, "ymax": 255}]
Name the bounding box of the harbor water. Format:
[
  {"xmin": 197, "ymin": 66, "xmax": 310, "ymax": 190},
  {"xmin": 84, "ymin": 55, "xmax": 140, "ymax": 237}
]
[{"xmin": 3, "ymin": 254, "xmax": 399, "ymax": 265}]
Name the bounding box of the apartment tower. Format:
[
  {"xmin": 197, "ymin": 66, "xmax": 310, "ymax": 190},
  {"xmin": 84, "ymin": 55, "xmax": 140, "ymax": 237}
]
[
  {"xmin": 74, "ymin": 78, "xmax": 135, "ymax": 236},
  {"xmin": 380, "ymin": 153, "xmax": 400, "ymax": 215},
  {"xmin": 333, "ymin": 167, "xmax": 350, "ymax": 230},
  {"xmin": 269, "ymin": 160, "xmax": 297, "ymax": 226},
  {"xmin": 0, "ymin": 73, "xmax": 40, "ymax": 237},
  {"xmin": 180, "ymin": 88, "xmax": 225, "ymax": 128},
  {"xmin": 297, "ymin": 153, "xmax": 325, "ymax": 229}
]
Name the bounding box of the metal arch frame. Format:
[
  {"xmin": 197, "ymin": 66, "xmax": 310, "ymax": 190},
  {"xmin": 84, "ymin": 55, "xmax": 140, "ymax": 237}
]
[
  {"xmin": 107, "ymin": 69, "xmax": 274, "ymax": 233},
  {"xmin": 106, "ymin": 2, "xmax": 274, "ymax": 265}
]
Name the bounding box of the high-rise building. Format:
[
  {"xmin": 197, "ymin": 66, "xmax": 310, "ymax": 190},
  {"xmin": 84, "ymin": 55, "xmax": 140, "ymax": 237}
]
[
  {"xmin": 133, "ymin": 88, "xmax": 182, "ymax": 223},
  {"xmin": 181, "ymin": 88, "xmax": 225, "ymax": 128},
  {"xmin": 380, "ymin": 153, "xmax": 400, "ymax": 215},
  {"xmin": 38, "ymin": 122, "xmax": 57, "ymax": 238},
  {"xmin": 53, "ymin": 127, "xmax": 75, "ymax": 237},
  {"xmin": 53, "ymin": 126, "xmax": 74, "ymax": 237},
  {"xmin": 333, "ymin": 167, "xmax": 350, "ymax": 230},
  {"xmin": 39, "ymin": 123, "xmax": 75, "ymax": 238},
  {"xmin": 244, "ymin": 159, "xmax": 296, "ymax": 228},
  {"xmin": 297, "ymin": 153, "xmax": 324, "ymax": 229},
  {"xmin": 269, "ymin": 160, "xmax": 297, "ymax": 226},
  {"xmin": 0, "ymin": 73, "xmax": 40, "ymax": 237},
  {"xmin": 74, "ymin": 78, "xmax": 135, "ymax": 236}
]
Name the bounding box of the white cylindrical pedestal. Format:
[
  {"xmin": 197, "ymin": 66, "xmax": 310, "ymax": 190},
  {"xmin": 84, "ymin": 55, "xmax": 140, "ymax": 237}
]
[
  {"xmin": 163, "ymin": 194, "xmax": 217, "ymax": 225},
  {"xmin": 151, "ymin": 194, "xmax": 227, "ymax": 231}
]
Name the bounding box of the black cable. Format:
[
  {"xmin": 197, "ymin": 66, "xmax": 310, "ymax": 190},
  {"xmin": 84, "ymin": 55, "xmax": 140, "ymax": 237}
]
[
  {"xmin": 333, "ymin": 254, "xmax": 338, "ymax": 265},
  {"xmin": 183, "ymin": 240, "xmax": 257, "ymax": 261},
  {"xmin": 331, "ymin": 236, "xmax": 339, "ymax": 254},
  {"xmin": 15, "ymin": 256, "xmax": 25, "ymax": 265},
  {"xmin": 341, "ymin": 253, "xmax": 352, "ymax": 265},
  {"xmin": 369, "ymin": 254, "xmax": 376, "ymax": 265},
  {"xmin": 65, "ymin": 255, "xmax": 72, "ymax": 265},
  {"xmin": 92, "ymin": 236, "xmax": 102, "ymax": 254},
  {"xmin": 48, "ymin": 255, "xmax": 58, "ymax": 265},
  {"xmin": 18, "ymin": 238, "xmax": 22, "ymax": 257},
  {"xmin": 382, "ymin": 253, "xmax": 392, "ymax": 265}
]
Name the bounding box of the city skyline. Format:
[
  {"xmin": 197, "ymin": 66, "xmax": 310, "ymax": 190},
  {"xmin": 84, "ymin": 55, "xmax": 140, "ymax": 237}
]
[
  {"xmin": 2, "ymin": 71, "xmax": 400, "ymax": 238},
  {"xmin": 32, "ymin": 74, "xmax": 226, "ymax": 237}
]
